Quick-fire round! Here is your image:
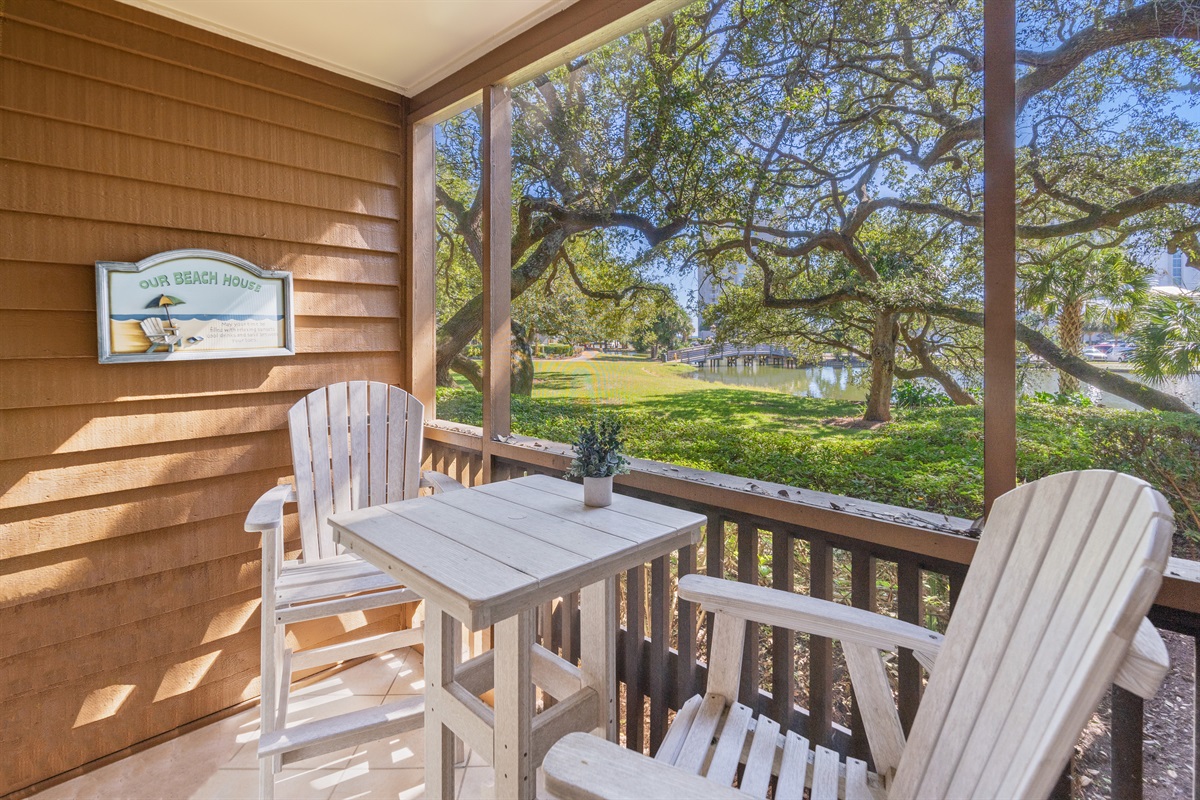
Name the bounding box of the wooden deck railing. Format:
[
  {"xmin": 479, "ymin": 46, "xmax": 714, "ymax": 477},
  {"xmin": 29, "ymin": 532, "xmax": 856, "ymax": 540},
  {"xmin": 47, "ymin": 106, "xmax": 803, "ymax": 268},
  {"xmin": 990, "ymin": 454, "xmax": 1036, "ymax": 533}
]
[{"xmin": 423, "ymin": 421, "xmax": 1200, "ymax": 800}]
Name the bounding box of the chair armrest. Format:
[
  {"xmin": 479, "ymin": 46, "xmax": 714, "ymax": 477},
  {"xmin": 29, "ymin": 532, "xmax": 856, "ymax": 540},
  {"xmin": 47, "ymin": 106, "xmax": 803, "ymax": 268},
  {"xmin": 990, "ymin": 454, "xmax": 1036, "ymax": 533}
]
[
  {"xmin": 1114, "ymin": 617, "xmax": 1170, "ymax": 699},
  {"xmin": 544, "ymin": 733, "xmax": 753, "ymax": 800},
  {"xmin": 420, "ymin": 470, "xmax": 466, "ymax": 494},
  {"xmin": 679, "ymin": 574, "xmax": 943, "ymax": 660},
  {"xmin": 245, "ymin": 483, "xmax": 296, "ymax": 532}
]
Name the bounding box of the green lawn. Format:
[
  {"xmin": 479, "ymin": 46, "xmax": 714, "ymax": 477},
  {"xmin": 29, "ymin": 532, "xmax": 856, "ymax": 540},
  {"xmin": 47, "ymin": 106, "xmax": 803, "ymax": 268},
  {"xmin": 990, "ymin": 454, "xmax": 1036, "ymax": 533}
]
[
  {"xmin": 438, "ymin": 356, "xmax": 1200, "ymax": 546},
  {"xmin": 526, "ymin": 355, "xmax": 867, "ymax": 439}
]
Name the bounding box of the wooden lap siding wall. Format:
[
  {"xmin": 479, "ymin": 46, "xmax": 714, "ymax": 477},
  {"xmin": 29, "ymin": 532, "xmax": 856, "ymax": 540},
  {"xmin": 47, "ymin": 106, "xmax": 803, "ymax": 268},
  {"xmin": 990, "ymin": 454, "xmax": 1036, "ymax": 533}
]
[{"xmin": 0, "ymin": 0, "xmax": 410, "ymax": 793}]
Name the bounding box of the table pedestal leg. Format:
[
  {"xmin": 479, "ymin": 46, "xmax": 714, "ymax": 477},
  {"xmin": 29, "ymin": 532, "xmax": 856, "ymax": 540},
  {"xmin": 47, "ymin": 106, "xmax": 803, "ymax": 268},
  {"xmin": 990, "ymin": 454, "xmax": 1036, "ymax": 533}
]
[
  {"xmin": 425, "ymin": 603, "xmax": 458, "ymax": 800},
  {"xmin": 495, "ymin": 608, "xmax": 535, "ymax": 799},
  {"xmin": 580, "ymin": 577, "xmax": 617, "ymax": 740}
]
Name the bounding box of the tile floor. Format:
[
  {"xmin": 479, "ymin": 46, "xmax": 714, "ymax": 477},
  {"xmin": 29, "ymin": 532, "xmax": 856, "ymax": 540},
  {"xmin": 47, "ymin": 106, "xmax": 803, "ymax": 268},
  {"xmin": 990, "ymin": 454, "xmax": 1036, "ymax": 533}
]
[{"xmin": 33, "ymin": 648, "xmax": 548, "ymax": 800}]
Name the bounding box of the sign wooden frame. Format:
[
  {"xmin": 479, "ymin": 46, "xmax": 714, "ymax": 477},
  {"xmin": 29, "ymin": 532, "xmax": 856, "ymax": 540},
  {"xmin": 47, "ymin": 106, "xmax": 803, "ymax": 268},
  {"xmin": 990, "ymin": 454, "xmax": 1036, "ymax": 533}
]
[{"xmin": 96, "ymin": 249, "xmax": 296, "ymax": 363}]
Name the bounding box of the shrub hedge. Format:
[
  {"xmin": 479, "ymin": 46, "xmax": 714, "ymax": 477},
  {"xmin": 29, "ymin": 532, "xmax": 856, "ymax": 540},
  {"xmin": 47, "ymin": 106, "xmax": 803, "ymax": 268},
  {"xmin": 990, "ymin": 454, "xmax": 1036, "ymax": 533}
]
[{"xmin": 436, "ymin": 388, "xmax": 1200, "ymax": 552}]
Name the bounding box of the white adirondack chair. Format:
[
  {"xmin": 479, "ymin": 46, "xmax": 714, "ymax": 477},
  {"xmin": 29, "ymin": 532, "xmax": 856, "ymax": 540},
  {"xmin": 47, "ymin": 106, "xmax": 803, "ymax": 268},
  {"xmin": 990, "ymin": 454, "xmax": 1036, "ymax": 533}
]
[
  {"xmin": 139, "ymin": 316, "xmax": 181, "ymax": 353},
  {"xmin": 544, "ymin": 470, "xmax": 1174, "ymax": 800},
  {"xmin": 245, "ymin": 381, "xmax": 464, "ymax": 799}
]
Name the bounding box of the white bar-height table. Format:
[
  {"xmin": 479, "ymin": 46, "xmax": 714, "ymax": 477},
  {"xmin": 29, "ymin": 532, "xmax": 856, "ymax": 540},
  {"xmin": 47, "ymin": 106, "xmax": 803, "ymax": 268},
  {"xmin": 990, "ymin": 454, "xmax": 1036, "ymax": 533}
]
[{"xmin": 329, "ymin": 474, "xmax": 705, "ymax": 800}]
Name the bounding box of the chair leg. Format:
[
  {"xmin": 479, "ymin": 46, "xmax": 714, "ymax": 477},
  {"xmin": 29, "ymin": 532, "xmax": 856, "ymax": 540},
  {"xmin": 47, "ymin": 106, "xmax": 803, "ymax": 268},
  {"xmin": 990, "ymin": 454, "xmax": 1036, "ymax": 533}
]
[
  {"xmin": 259, "ymin": 758, "xmax": 276, "ymax": 800},
  {"xmin": 258, "ymin": 615, "xmax": 285, "ymax": 799},
  {"xmin": 259, "ymin": 539, "xmax": 286, "ymax": 799}
]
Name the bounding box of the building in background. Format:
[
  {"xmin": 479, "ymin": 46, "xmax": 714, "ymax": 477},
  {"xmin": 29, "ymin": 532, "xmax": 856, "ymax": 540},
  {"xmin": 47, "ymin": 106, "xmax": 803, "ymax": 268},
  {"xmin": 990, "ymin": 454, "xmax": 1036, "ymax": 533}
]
[
  {"xmin": 696, "ymin": 262, "xmax": 746, "ymax": 338},
  {"xmin": 1150, "ymin": 249, "xmax": 1200, "ymax": 293}
]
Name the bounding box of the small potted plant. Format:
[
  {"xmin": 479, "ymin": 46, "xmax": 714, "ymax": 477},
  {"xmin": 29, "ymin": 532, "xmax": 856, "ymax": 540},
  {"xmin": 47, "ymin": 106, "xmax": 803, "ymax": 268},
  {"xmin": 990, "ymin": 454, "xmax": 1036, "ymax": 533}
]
[{"xmin": 565, "ymin": 416, "xmax": 629, "ymax": 507}]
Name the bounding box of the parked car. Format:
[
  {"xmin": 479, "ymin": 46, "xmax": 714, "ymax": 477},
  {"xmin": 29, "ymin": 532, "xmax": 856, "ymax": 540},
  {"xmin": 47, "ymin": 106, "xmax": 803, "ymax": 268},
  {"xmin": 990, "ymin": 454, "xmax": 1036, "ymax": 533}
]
[
  {"xmin": 1106, "ymin": 343, "xmax": 1135, "ymax": 362},
  {"xmin": 1081, "ymin": 346, "xmax": 1109, "ymax": 360}
]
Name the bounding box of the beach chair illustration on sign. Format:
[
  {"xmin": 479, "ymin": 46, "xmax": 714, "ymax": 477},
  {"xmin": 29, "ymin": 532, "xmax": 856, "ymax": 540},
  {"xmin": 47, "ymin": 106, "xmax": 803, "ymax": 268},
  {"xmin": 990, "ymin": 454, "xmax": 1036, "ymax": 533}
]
[{"xmin": 139, "ymin": 316, "xmax": 181, "ymax": 353}]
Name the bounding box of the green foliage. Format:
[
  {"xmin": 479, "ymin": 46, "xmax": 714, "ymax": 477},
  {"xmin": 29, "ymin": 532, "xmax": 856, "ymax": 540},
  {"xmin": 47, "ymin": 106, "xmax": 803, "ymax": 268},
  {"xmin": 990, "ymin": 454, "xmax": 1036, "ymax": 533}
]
[
  {"xmin": 892, "ymin": 381, "xmax": 955, "ymax": 408},
  {"xmin": 436, "ymin": 387, "xmax": 1200, "ymax": 544},
  {"xmin": 564, "ymin": 416, "xmax": 630, "ymax": 479},
  {"xmin": 536, "ymin": 343, "xmax": 575, "ymax": 357},
  {"xmin": 1022, "ymin": 391, "xmax": 1094, "ymax": 407},
  {"xmin": 1129, "ymin": 293, "xmax": 1200, "ymax": 383}
]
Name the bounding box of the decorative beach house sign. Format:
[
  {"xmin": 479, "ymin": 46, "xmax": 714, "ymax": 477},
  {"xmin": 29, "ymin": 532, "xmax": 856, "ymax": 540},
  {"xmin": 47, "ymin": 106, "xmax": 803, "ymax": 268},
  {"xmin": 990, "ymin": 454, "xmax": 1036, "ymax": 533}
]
[{"xmin": 96, "ymin": 249, "xmax": 295, "ymax": 363}]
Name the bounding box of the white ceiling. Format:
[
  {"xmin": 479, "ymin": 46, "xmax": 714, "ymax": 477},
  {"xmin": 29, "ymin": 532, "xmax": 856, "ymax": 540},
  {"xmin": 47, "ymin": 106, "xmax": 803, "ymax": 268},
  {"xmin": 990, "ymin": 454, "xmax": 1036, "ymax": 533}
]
[{"xmin": 118, "ymin": 0, "xmax": 580, "ymax": 95}]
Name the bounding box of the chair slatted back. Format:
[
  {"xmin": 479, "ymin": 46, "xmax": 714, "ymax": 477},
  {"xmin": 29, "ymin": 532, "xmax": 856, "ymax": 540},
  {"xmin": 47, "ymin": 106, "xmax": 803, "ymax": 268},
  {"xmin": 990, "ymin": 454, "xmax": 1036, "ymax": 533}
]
[
  {"xmin": 891, "ymin": 470, "xmax": 1172, "ymax": 799},
  {"xmin": 288, "ymin": 381, "xmax": 425, "ymax": 561}
]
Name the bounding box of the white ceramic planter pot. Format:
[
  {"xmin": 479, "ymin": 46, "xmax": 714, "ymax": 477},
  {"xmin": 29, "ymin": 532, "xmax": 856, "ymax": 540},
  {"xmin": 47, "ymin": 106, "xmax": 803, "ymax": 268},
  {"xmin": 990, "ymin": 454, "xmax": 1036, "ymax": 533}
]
[{"xmin": 583, "ymin": 476, "xmax": 613, "ymax": 507}]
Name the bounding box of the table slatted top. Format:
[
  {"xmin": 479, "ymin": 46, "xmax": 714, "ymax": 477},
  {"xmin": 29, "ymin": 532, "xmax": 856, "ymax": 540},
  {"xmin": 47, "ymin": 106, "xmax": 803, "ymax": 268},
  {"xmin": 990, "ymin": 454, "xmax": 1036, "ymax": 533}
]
[{"xmin": 330, "ymin": 474, "xmax": 706, "ymax": 629}]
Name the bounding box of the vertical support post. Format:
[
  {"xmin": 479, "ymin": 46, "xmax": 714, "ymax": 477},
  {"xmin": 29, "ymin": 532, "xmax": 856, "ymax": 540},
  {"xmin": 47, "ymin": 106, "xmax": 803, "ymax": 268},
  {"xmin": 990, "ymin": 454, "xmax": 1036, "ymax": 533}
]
[
  {"xmin": 408, "ymin": 121, "xmax": 437, "ymax": 419},
  {"xmin": 983, "ymin": 0, "xmax": 1017, "ymax": 514},
  {"xmin": 424, "ymin": 604, "xmax": 458, "ymax": 800},
  {"xmin": 494, "ymin": 609, "xmax": 535, "ymax": 800},
  {"xmin": 849, "ymin": 548, "xmax": 878, "ymax": 763},
  {"xmin": 897, "ymin": 559, "xmax": 924, "ymax": 734},
  {"xmin": 808, "ymin": 536, "xmax": 834, "ymax": 747},
  {"xmin": 736, "ymin": 520, "xmax": 759, "ymax": 711},
  {"xmin": 481, "ymin": 85, "xmax": 512, "ymax": 483},
  {"xmin": 769, "ymin": 528, "xmax": 795, "ymax": 726},
  {"xmin": 580, "ymin": 578, "xmax": 618, "ymax": 740},
  {"xmin": 704, "ymin": 515, "xmax": 725, "ymax": 662},
  {"xmin": 677, "ymin": 543, "xmax": 698, "ymax": 703},
  {"xmin": 649, "ymin": 555, "xmax": 671, "ymax": 751},
  {"xmin": 1112, "ymin": 686, "xmax": 1145, "ymax": 800},
  {"xmin": 624, "ymin": 564, "xmax": 645, "ymax": 752}
]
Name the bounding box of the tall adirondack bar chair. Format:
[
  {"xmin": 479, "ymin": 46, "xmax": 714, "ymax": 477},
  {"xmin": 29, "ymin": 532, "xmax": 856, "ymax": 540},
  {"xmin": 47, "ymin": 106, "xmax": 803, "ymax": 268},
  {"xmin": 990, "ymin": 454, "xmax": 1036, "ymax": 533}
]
[
  {"xmin": 245, "ymin": 381, "xmax": 464, "ymax": 799},
  {"xmin": 544, "ymin": 470, "xmax": 1174, "ymax": 800}
]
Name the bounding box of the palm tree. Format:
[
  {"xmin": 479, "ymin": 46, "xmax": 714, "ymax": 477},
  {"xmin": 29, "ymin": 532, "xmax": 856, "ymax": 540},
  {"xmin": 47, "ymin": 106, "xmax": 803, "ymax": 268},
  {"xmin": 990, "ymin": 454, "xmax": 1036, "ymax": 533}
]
[
  {"xmin": 1019, "ymin": 240, "xmax": 1150, "ymax": 395},
  {"xmin": 1129, "ymin": 292, "xmax": 1200, "ymax": 384}
]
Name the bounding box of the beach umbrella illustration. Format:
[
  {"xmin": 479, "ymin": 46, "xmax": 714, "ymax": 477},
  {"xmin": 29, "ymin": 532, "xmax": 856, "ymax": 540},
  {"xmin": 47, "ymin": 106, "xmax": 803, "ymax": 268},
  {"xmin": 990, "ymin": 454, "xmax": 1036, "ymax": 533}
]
[{"xmin": 147, "ymin": 294, "xmax": 185, "ymax": 326}]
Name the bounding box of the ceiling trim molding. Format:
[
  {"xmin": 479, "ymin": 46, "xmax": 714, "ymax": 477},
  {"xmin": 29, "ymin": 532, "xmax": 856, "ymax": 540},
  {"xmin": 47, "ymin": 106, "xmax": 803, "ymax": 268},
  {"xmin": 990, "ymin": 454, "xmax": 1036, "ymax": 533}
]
[
  {"xmin": 117, "ymin": 0, "xmax": 584, "ymax": 97},
  {"xmin": 400, "ymin": 0, "xmax": 580, "ymax": 94},
  {"xmin": 116, "ymin": 0, "xmax": 410, "ymax": 92}
]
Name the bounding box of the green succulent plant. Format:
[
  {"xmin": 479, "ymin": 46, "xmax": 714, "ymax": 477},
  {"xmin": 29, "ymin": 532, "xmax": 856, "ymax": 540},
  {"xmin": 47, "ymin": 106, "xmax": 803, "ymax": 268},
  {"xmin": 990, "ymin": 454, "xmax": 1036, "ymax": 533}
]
[{"xmin": 565, "ymin": 416, "xmax": 629, "ymax": 479}]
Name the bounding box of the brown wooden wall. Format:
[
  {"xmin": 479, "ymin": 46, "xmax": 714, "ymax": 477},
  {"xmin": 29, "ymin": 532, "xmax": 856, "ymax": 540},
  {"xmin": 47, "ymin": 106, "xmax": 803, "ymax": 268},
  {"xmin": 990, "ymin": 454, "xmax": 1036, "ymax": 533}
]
[{"xmin": 0, "ymin": 0, "xmax": 409, "ymax": 792}]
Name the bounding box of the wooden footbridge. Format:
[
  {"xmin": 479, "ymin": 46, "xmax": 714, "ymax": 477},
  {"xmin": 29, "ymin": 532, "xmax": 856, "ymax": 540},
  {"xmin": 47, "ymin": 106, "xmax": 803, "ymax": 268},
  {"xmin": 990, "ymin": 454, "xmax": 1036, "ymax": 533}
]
[{"xmin": 666, "ymin": 344, "xmax": 799, "ymax": 368}]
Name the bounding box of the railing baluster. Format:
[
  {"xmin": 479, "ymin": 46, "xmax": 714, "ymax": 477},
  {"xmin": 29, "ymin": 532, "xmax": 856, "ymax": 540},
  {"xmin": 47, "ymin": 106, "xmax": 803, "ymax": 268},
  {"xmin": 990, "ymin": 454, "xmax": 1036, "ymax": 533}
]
[
  {"xmin": 1112, "ymin": 685, "xmax": 1146, "ymax": 800},
  {"xmin": 809, "ymin": 534, "xmax": 834, "ymax": 748},
  {"xmin": 677, "ymin": 543, "xmax": 698, "ymax": 705},
  {"xmin": 548, "ymin": 595, "xmax": 562, "ymax": 654},
  {"xmin": 563, "ymin": 591, "xmax": 580, "ymax": 664},
  {"xmin": 769, "ymin": 527, "xmax": 795, "ymax": 725},
  {"xmin": 897, "ymin": 558, "xmax": 923, "ymax": 734},
  {"xmin": 849, "ymin": 547, "xmax": 877, "ymax": 763},
  {"xmin": 649, "ymin": 555, "xmax": 671, "ymax": 751},
  {"xmin": 949, "ymin": 566, "xmax": 965, "ymax": 615},
  {"xmin": 625, "ymin": 564, "xmax": 645, "ymax": 752},
  {"xmin": 737, "ymin": 519, "xmax": 760, "ymax": 712},
  {"xmin": 704, "ymin": 514, "xmax": 724, "ymax": 667}
]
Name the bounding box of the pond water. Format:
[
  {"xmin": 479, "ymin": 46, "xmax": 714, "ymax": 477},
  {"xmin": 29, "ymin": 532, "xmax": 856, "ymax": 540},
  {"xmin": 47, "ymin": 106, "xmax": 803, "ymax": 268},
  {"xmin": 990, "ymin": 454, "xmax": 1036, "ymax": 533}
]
[{"xmin": 682, "ymin": 361, "xmax": 1200, "ymax": 412}]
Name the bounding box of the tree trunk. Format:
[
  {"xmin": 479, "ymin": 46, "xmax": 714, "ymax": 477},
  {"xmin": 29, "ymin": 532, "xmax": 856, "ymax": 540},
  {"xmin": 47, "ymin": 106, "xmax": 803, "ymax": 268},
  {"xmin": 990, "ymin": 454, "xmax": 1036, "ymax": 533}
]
[
  {"xmin": 511, "ymin": 321, "xmax": 534, "ymax": 397},
  {"xmin": 901, "ymin": 324, "xmax": 978, "ymax": 406},
  {"xmin": 864, "ymin": 309, "xmax": 899, "ymax": 422},
  {"xmin": 930, "ymin": 303, "xmax": 1196, "ymax": 415},
  {"xmin": 450, "ymin": 354, "xmax": 483, "ymax": 391},
  {"xmin": 1057, "ymin": 299, "xmax": 1084, "ymax": 395},
  {"xmin": 435, "ymin": 230, "xmax": 566, "ymax": 377},
  {"xmin": 448, "ymin": 325, "xmax": 535, "ymax": 396}
]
